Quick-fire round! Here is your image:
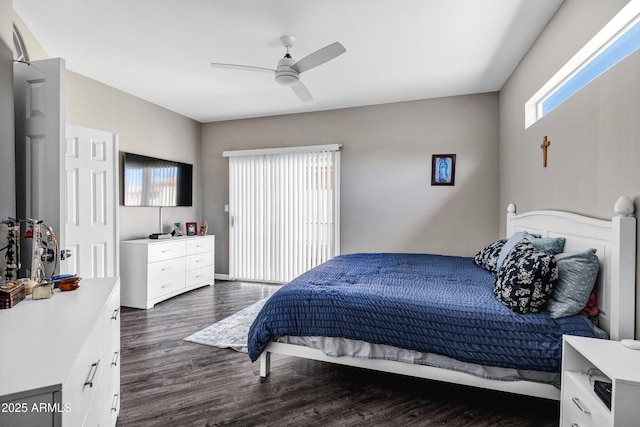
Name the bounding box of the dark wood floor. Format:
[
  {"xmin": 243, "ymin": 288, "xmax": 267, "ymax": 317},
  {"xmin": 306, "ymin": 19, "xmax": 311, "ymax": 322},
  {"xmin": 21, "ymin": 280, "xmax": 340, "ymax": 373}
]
[{"xmin": 117, "ymin": 281, "xmax": 560, "ymax": 427}]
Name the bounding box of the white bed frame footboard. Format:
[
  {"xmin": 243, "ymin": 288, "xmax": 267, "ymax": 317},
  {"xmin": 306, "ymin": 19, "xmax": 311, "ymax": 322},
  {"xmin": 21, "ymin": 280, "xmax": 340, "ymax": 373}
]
[{"xmin": 259, "ymin": 198, "xmax": 637, "ymax": 400}]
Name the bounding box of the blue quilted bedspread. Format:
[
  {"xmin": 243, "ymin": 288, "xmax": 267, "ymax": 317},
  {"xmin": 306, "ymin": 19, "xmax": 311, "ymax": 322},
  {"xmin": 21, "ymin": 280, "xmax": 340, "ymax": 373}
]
[{"xmin": 247, "ymin": 253, "xmax": 596, "ymax": 372}]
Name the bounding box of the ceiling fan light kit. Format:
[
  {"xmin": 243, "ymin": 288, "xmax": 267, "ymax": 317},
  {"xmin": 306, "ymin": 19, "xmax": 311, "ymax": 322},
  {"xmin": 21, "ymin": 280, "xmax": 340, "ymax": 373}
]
[
  {"xmin": 210, "ymin": 34, "xmax": 346, "ymax": 102},
  {"xmin": 275, "ymin": 57, "xmax": 299, "ymax": 86}
]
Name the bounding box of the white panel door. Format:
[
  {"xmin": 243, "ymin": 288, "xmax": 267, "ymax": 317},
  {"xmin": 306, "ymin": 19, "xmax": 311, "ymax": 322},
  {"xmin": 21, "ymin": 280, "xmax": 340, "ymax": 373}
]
[
  {"xmin": 14, "ymin": 58, "xmax": 66, "ymax": 278},
  {"xmin": 64, "ymin": 125, "xmax": 119, "ymax": 278},
  {"xmin": 14, "ymin": 59, "xmax": 119, "ymax": 279}
]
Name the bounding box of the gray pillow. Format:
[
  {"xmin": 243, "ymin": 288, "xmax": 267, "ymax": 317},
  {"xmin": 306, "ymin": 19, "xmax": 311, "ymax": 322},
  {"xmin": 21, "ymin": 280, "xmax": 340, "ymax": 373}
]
[
  {"xmin": 531, "ymin": 237, "xmax": 566, "ymax": 256},
  {"xmin": 547, "ymin": 249, "xmax": 599, "ymax": 319},
  {"xmin": 496, "ymin": 231, "xmax": 565, "ymax": 271}
]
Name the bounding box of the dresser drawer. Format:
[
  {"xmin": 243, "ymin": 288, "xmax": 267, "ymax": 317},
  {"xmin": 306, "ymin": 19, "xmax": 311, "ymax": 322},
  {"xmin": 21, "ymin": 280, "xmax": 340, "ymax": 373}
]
[
  {"xmin": 103, "ymin": 284, "xmax": 120, "ymax": 350},
  {"xmin": 562, "ymin": 372, "xmax": 611, "ymax": 426},
  {"xmin": 186, "ymin": 237, "xmax": 214, "ymax": 255},
  {"xmin": 147, "ymin": 241, "xmax": 185, "ymax": 263},
  {"xmin": 186, "ymin": 265, "xmax": 214, "ymax": 287},
  {"xmin": 148, "ymin": 273, "xmax": 185, "ymax": 299},
  {"xmin": 186, "ymin": 252, "xmax": 213, "ymax": 271},
  {"xmin": 106, "ymin": 343, "xmax": 120, "ymax": 424},
  {"xmin": 148, "ymin": 257, "xmax": 185, "ymax": 283},
  {"xmin": 63, "ymin": 320, "xmax": 105, "ymax": 427}
]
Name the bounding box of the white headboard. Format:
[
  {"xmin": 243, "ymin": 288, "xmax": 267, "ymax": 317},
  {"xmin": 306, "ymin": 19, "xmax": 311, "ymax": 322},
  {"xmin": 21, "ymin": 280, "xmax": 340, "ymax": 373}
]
[{"xmin": 506, "ymin": 198, "xmax": 636, "ymax": 341}]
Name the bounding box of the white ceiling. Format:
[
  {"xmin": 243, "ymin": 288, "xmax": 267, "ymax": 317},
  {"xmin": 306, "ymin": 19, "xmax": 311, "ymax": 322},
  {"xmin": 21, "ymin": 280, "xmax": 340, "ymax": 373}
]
[{"xmin": 13, "ymin": 0, "xmax": 563, "ymax": 123}]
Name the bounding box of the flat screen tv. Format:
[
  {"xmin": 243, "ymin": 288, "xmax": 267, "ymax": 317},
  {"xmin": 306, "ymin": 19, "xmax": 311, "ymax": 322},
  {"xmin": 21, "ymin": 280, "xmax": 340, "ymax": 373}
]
[{"xmin": 122, "ymin": 152, "xmax": 193, "ymax": 207}]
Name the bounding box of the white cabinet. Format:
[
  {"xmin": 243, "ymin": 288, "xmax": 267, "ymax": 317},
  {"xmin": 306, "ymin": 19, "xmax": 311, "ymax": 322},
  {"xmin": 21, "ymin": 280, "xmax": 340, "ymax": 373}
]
[
  {"xmin": 0, "ymin": 277, "xmax": 120, "ymax": 427},
  {"xmin": 120, "ymin": 235, "xmax": 215, "ymax": 309},
  {"xmin": 561, "ymin": 335, "xmax": 640, "ymax": 426}
]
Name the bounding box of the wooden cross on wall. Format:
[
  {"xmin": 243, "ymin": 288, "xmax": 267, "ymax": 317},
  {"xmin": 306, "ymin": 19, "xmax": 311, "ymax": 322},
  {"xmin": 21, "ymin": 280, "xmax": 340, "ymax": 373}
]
[{"xmin": 540, "ymin": 136, "xmax": 550, "ymax": 167}]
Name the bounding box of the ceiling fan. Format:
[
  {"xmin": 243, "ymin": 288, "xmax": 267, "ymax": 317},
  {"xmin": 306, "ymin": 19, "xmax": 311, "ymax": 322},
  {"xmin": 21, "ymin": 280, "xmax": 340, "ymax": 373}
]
[{"xmin": 210, "ymin": 35, "xmax": 346, "ymax": 102}]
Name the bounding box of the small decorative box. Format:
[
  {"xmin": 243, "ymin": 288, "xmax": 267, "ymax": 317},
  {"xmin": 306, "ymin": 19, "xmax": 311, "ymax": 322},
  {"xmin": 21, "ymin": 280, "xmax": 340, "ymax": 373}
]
[
  {"xmin": 32, "ymin": 282, "xmax": 54, "ymax": 300},
  {"xmin": 0, "ymin": 282, "xmax": 26, "ymax": 309}
]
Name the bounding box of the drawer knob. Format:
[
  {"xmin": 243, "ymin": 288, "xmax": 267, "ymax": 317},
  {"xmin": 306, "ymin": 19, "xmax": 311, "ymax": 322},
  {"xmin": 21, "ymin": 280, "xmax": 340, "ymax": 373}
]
[
  {"xmin": 571, "ymin": 396, "xmax": 591, "ymax": 415},
  {"xmin": 111, "ymin": 308, "xmax": 120, "ymax": 320},
  {"xmin": 111, "ymin": 350, "xmax": 119, "ymax": 366}
]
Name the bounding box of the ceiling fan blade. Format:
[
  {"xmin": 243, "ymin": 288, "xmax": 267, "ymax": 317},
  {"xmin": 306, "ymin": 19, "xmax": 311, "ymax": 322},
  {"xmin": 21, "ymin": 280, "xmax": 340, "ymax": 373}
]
[
  {"xmin": 291, "ymin": 81, "xmax": 313, "ymax": 102},
  {"xmin": 290, "ymin": 42, "xmax": 346, "ymax": 73},
  {"xmin": 210, "ymin": 63, "xmax": 274, "ymax": 73}
]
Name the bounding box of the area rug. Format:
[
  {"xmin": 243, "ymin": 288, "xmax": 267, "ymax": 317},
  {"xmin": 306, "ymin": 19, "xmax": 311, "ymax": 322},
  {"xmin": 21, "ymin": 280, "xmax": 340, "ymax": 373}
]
[{"xmin": 183, "ymin": 298, "xmax": 268, "ymax": 352}]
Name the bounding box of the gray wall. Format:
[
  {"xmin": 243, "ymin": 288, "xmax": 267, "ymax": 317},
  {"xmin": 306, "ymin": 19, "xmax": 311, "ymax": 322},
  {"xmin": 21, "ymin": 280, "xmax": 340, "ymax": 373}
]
[
  {"xmin": 66, "ymin": 71, "xmax": 203, "ymax": 240},
  {"xmin": 203, "ymin": 93, "xmax": 500, "ymax": 275},
  {"xmin": 500, "ymin": 0, "xmax": 640, "ymax": 336},
  {"xmin": 0, "ymin": 0, "xmax": 15, "ymax": 220}
]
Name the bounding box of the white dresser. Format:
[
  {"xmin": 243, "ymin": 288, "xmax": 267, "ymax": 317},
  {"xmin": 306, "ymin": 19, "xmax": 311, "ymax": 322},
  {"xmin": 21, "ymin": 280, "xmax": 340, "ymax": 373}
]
[
  {"xmin": 0, "ymin": 277, "xmax": 121, "ymax": 427},
  {"xmin": 561, "ymin": 335, "xmax": 640, "ymax": 426},
  {"xmin": 120, "ymin": 235, "xmax": 215, "ymax": 309}
]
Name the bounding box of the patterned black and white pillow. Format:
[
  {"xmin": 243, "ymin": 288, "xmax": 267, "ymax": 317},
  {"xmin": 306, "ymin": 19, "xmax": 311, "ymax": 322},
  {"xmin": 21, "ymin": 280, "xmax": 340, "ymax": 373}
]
[
  {"xmin": 474, "ymin": 239, "xmax": 507, "ymax": 274},
  {"xmin": 494, "ymin": 239, "xmax": 558, "ymax": 314}
]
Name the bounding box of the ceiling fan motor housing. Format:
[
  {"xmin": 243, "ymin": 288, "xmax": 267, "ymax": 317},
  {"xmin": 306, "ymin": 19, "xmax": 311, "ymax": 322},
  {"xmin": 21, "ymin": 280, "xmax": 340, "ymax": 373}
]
[{"xmin": 275, "ymin": 57, "xmax": 299, "ymax": 86}]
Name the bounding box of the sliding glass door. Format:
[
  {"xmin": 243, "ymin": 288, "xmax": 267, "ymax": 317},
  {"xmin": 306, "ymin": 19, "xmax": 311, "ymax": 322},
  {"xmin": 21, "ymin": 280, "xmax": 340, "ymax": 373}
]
[{"xmin": 225, "ymin": 145, "xmax": 340, "ymax": 283}]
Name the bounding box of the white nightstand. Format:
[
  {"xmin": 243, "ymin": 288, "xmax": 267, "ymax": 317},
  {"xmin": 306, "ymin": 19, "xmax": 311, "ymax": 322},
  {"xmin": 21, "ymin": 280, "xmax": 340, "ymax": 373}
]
[{"xmin": 561, "ymin": 335, "xmax": 640, "ymax": 426}]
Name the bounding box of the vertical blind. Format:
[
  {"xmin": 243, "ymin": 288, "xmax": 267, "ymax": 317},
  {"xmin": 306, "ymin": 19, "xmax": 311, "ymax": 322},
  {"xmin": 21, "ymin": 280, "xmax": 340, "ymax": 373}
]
[{"xmin": 225, "ymin": 145, "xmax": 340, "ymax": 283}]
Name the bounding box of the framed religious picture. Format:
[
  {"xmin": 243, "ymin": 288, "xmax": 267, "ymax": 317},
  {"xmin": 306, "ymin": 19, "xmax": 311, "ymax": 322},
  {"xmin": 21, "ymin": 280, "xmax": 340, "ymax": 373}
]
[
  {"xmin": 186, "ymin": 222, "xmax": 197, "ymax": 236},
  {"xmin": 431, "ymin": 154, "xmax": 456, "ymax": 186}
]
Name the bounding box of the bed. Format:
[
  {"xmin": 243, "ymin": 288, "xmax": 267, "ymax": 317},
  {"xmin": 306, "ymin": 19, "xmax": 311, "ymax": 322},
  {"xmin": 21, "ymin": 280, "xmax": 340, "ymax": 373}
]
[{"xmin": 247, "ymin": 200, "xmax": 636, "ymax": 400}]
